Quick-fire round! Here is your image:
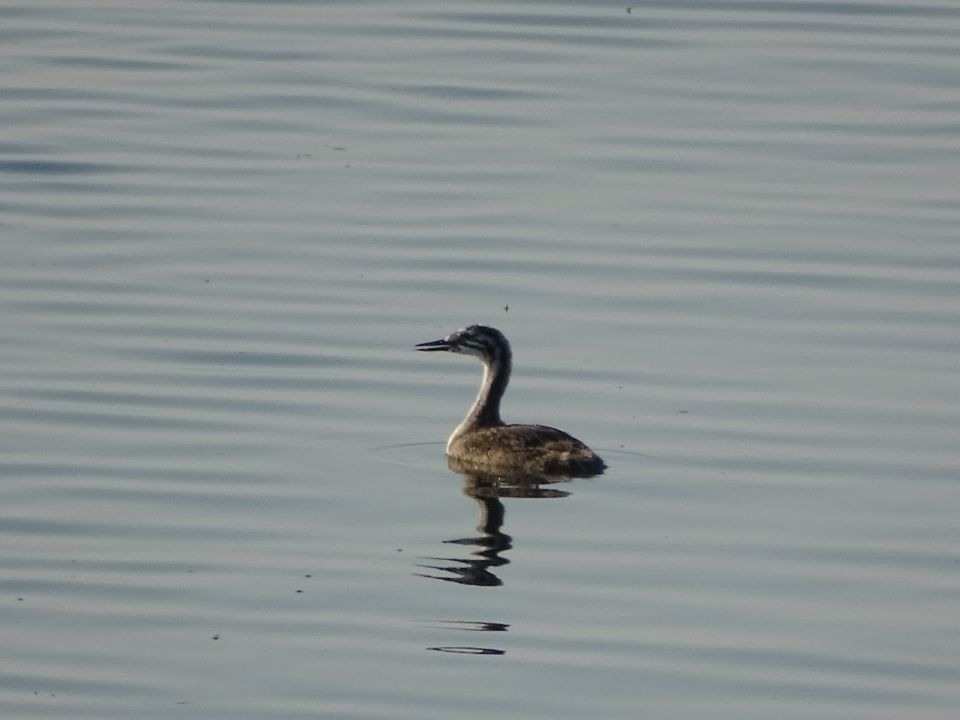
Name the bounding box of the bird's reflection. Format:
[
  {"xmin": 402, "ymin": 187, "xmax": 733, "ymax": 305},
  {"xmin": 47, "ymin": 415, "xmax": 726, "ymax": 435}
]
[
  {"xmin": 414, "ymin": 459, "xmax": 575, "ymax": 588},
  {"xmin": 423, "ymin": 620, "xmax": 509, "ymax": 656},
  {"xmin": 417, "ymin": 458, "xmax": 602, "ymax": 655}
]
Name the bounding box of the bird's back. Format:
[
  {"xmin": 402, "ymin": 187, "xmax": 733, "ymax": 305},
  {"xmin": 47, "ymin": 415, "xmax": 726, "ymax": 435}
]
[{"xmin": 448, "ymin": 424, "xmax": 606, "ymax": 477}]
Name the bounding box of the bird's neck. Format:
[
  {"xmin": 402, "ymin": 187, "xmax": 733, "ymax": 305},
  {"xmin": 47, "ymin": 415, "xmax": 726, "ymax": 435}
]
[{"xmin": 447, "ymin": 352, "xmax": 510, "ymax": 451}]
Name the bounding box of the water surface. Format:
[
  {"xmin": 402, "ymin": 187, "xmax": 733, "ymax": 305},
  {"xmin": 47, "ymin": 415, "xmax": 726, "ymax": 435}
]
[{"xmin": 2, "ymin": 1, "xmax": 959, "ymax": 719}]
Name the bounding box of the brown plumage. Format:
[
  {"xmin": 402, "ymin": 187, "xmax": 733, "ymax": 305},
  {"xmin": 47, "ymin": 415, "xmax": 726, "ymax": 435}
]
[{"xmin": 416, "ymin": 325, "xmax": 605, "ymax": 477}]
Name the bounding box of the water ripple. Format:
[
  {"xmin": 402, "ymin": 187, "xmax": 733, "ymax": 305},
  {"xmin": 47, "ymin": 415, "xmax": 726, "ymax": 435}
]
[{"xmin": 1, "ymin": 1, "xmax": 958, "ymax": 719}]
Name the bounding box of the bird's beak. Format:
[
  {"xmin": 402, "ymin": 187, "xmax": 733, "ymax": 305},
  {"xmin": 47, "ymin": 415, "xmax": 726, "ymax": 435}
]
[{"xmin": 416, "ymin": 338, "xmax": 451, "ymax": 352}]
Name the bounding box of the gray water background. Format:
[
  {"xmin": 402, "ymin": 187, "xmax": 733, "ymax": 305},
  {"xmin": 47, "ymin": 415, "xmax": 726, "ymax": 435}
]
[{"xmin": 2, "ymin": 1, "xmax": 959, "ymax": 718}]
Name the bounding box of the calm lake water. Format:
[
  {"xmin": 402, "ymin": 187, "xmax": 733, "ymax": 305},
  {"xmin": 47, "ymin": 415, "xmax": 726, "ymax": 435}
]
[{"xmin": 2, "ymin": 1, "xmax": 959, "ymax": 718}]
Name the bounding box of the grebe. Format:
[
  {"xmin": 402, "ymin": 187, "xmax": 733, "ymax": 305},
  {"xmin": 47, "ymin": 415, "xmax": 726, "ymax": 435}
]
[{"xmin": 416, "ymin": 325, "xmax": 605, "ymax": 476}]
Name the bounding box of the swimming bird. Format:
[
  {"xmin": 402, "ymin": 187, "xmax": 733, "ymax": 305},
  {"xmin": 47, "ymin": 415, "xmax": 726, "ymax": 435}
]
[{"xmin": 416, "ymin": 325, "xmax": 605, "ymax": 477}]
